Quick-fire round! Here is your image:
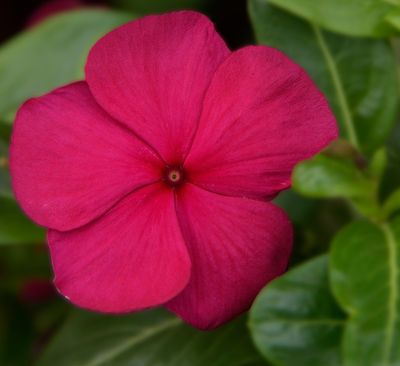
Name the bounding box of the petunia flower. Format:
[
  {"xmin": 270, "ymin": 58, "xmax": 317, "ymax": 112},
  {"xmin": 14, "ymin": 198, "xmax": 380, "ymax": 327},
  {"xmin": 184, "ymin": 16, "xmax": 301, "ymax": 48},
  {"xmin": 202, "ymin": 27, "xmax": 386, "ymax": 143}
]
[{"xmin": 10, "ymin": 11, "xmax": 337, "ymax": 329}]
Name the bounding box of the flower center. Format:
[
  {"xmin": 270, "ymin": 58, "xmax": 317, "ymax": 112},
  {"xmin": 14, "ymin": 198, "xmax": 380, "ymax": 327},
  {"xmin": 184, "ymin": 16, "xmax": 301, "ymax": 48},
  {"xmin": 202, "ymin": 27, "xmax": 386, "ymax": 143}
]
[{"xmin": 164, "ymin": 165, "xmax": 185, "ymax": 188}]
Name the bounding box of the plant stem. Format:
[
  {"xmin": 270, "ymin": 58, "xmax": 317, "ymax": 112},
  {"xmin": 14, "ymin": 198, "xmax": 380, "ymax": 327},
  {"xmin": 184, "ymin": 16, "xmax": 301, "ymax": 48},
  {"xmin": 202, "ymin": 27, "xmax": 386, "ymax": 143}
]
[{"xmin": 312, "ymin": 24, "xmax": 360, "ymax": 151}]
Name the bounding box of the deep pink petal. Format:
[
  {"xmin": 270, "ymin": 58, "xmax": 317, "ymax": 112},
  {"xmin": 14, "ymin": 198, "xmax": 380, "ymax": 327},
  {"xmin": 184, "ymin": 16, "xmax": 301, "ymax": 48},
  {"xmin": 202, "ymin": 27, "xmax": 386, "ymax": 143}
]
[
  {"xmin": 48, "ymin": 183, "xmax": 191, "ymax": 313},
  {"xmin": 85, "ymin": 11, "xmax": 230, "ymax": 162},
  {"xmin": 166, "ymin": 184, "xmax": 292, "ymax": 329},
  {"xmin": 10, "ymin": 81, "xmax": 162, "ymax": 231},
  {"xmin": 185, "ymin": 46, "xmax": 338, "ymax": 200}
]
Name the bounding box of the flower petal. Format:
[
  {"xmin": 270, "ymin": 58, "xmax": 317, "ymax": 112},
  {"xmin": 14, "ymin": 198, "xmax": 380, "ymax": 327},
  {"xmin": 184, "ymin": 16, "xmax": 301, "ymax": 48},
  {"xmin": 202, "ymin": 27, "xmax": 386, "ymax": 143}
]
[
  {"xmin": 185, "ymin": 46, "xmax": 338, "ymax": 200},
  {"xmin": 10, "ymin": 81, "xmax": 162, "ymax": 231},
  {"xmin": 48, "ymin": 183, "xmax": 191, "ymax": 313},
  {"xmin": 166, "ymin": 184, "xmax": 292, "ymax": 329},
  {"xmin": 85, "ymin": 11, "xmax": 230, "ymax": 162}
]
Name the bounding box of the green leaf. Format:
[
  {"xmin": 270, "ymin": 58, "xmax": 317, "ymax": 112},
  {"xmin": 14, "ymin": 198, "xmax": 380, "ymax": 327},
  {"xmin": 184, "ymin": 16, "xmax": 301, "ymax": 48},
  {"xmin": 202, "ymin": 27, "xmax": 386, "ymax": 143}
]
[
  {"xmin": 384, "ymin": 188, "xmax": 400, "ymax": 217},
  {"xmin": 369, "ymin": 147, "xmax": 388, "ymax": 180},
  {"xmin": 0, "ymin": 138, "xmax": 11, "ymax": 198},
  {"xmin": 330, "ymin": 218, "xmax": 400, "ymax": 365},
  {"xmin": 0, "ymin": 292, "xmax": 34, "ymax": 365},
  {"xmin": 249, "ymin": 256, "xmax": 345, "ymax": 366},
  {"xmin": 0, "ymin": 9, "xmax": 133, "ymax": 124},
  {"xmin": 0, "ymin": 197, "xmax": 45, "ymax": 245},
  {"xmin": 273, "ymin": 190, "xmax": 317, "ymax": 226},
  {"xmin": 248, "ymin": 0, "xmax": 398, "ymax": 154},
  {"xmin": 0, "ymin": 139, "xmax": 44, "ymax": 245},
  {"xmin": 262, "ymin": 0, "xmax": 395, "ymax": 37},
  {"xmin": 0, "ymin": 121, "xmax": 11, "ymax": 141},
  {"xmin": 292, "ymin": 155, "xmax": 372, "ymax": 199},
  {"xmin": 292, "ymin": 154, "xmax": 384, "ymax": 219},
  {"xmin": 386, "ymin": 7, "xmax": 400, "ymax": 30},
  {"xmin": 381, "ymin": 120, "xmax": 400, "ymax": 200},
  {"xmin": 38, "ymin": 309, "xmax": 264, "ymax": 366}
]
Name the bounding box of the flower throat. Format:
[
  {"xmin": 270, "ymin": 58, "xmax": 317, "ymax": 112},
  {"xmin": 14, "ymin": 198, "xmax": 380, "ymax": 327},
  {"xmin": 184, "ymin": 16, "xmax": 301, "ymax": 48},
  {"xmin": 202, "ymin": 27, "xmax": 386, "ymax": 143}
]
[{"xmin": 164, "ymin": 165, "xmax": 185, "ymax": 188}]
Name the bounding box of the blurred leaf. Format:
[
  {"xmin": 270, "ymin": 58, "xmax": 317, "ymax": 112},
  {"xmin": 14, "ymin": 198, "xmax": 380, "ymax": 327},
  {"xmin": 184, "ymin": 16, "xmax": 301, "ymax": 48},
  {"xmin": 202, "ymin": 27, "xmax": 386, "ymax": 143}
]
[
  {"xmin": 110, "ymin": 0, "xmax": 208, "ymax": 13},
  {"xmin": 292, "ymin": 155, "xmax": 372, "ymax": 199},
  {"xmin": 0, "ymin": 197, "xmax": 45, "ymax": 245},
  {"xmin": 0, "ymin": 292, "xmax": 34, "ymax": 366},
  {"xmin": 0, "ymin": 9, "xmax": 133, "ymax": 124},
  {"xmin": 384, "ymin": 188, "xmax": 400, "ymax": 217},
  {"xmin": 0, "ymin": 121, "xmax": 11, "ymax": 141},
  {"xmin": 0, "ymin": 139, "xmax": 44, "ymax": 245},
  {"xmin": 259, "ymin": 0, "xmax": 395, "ymax": 37},
  {"xmin": 275, "ymin": 190, "xmax": 353, "ymax": 263},
  {"xmin": 249, "ymin": 0, "xmax": 398, "ymax": 155},
  {"xmin": 330, "ymin": 218, "xmax": 400, "ymax": 365},
  {"xmin": 386, "ymin": 7, "xmax": 400, "ymax": 30},
  {"xmin": 38, "ymin": 309, "xmax": 264, "ymax": 366},
  {"xmin": 249, "ymin": 256, "xmax": 345, "ymax": 366},
  {"xmin": 381, "ymin": 119, "xmax": 400, "ymax": 200},
  {"xmin": 0, "ymin": 137, "xmax": 11, "ymax": 198},
  {"xmin": 274, "ymin": 190, "xmax": 316, "ymax": 226},
  {"xmin": 369, "ymin": 147, "xmax": 388, "ymax": 180},
  {"xmin": 0, "ymin": 245, "xmax": 51, "ymax": 289}
]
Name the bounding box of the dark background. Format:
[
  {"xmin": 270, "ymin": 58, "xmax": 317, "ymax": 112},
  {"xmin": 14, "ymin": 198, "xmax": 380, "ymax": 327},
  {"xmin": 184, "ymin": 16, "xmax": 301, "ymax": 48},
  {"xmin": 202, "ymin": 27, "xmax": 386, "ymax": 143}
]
[{"xmin": 0, "ymin": 0, "xmax": 252, "ymax": 48}]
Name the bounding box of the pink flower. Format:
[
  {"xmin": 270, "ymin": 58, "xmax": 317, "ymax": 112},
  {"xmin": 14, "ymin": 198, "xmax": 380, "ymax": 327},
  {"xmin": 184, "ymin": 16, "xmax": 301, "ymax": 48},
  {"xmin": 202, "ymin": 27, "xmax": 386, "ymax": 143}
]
[{"xmin": 10, "ymin": 11, "xmax": 337, "ymax": 329}]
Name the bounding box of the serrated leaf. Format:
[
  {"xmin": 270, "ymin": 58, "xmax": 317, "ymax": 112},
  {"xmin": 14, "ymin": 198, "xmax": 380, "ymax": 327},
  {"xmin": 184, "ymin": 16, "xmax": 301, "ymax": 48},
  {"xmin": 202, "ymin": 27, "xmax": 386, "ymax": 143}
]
[
  {"xmin": 249, "ymin": 256, "xmax": 345, "ymax": 366},
  {"xmin": 330, "ymin": 218, "xmax": 400, "ymax": 365},
  {"xmin": 248, "ymin": 0, "xmax": 398, "ymax": 154},
  {"xmin": 0, "ymin": 9, "xmax": 134, "ymax": 124},
  {"xmin": 38, "ymin": 309, "xmax": 264, "ymax": 366}
]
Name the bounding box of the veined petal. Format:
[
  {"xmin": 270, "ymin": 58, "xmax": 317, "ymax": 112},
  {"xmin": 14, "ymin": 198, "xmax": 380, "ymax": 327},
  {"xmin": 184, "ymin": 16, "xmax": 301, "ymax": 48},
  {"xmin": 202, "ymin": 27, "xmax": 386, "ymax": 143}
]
[
  {"xmin": 166, "ymin": 184, "xmax": 292, "ymax": 329},
  {"xmin": 10, "ymin": 81, "xmax": 162, "ymax": 231},
  {"xmin": 49, "ymin": 183, "xmax": 191, "ymax": 313},
  {"xmin": 85, "ymin": 11, "xmax": 230, "ymax": 163},
  {"xmin": 185, "ymin": 46, "xmax": 338, "ymax": 200}
]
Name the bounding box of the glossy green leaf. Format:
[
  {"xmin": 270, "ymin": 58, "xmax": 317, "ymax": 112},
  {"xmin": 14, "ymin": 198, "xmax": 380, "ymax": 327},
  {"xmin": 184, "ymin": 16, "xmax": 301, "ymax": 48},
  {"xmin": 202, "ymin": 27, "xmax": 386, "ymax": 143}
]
[
  {"xmin": 262, "ymin": 0, "xmax": 395, "ymax": 37},
  {"xmin": 0, "ymin": 9, "xmax": 133, "ymax": 124},
  {"xmin": 248, "ymin": 0, "xmax": 398, "ymax": 154},
  {"xmin": 292, "ymin": 154, "xmax": 384, "ymax": 219},
  {"xmin": 330, "ymin": 218, "xmax": 400, "ymax": 365},
  {"xmin": 38, "ymin": 309, "xmax": 264, "ymax": 366},
  {"xmin": 292, "ymin": 155, "xmax": 372, "ymax": 199},
  {"xmin": 249, "ymin": 256, "xmax": 345, "ymax": 366}
]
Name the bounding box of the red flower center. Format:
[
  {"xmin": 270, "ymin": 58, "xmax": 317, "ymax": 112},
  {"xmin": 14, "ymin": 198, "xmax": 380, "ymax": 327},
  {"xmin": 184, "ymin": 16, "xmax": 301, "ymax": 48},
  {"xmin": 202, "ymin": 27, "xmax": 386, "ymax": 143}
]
[{"xmin": 164, "ymin": 165, "xmax": 185, "ymax": 188}]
